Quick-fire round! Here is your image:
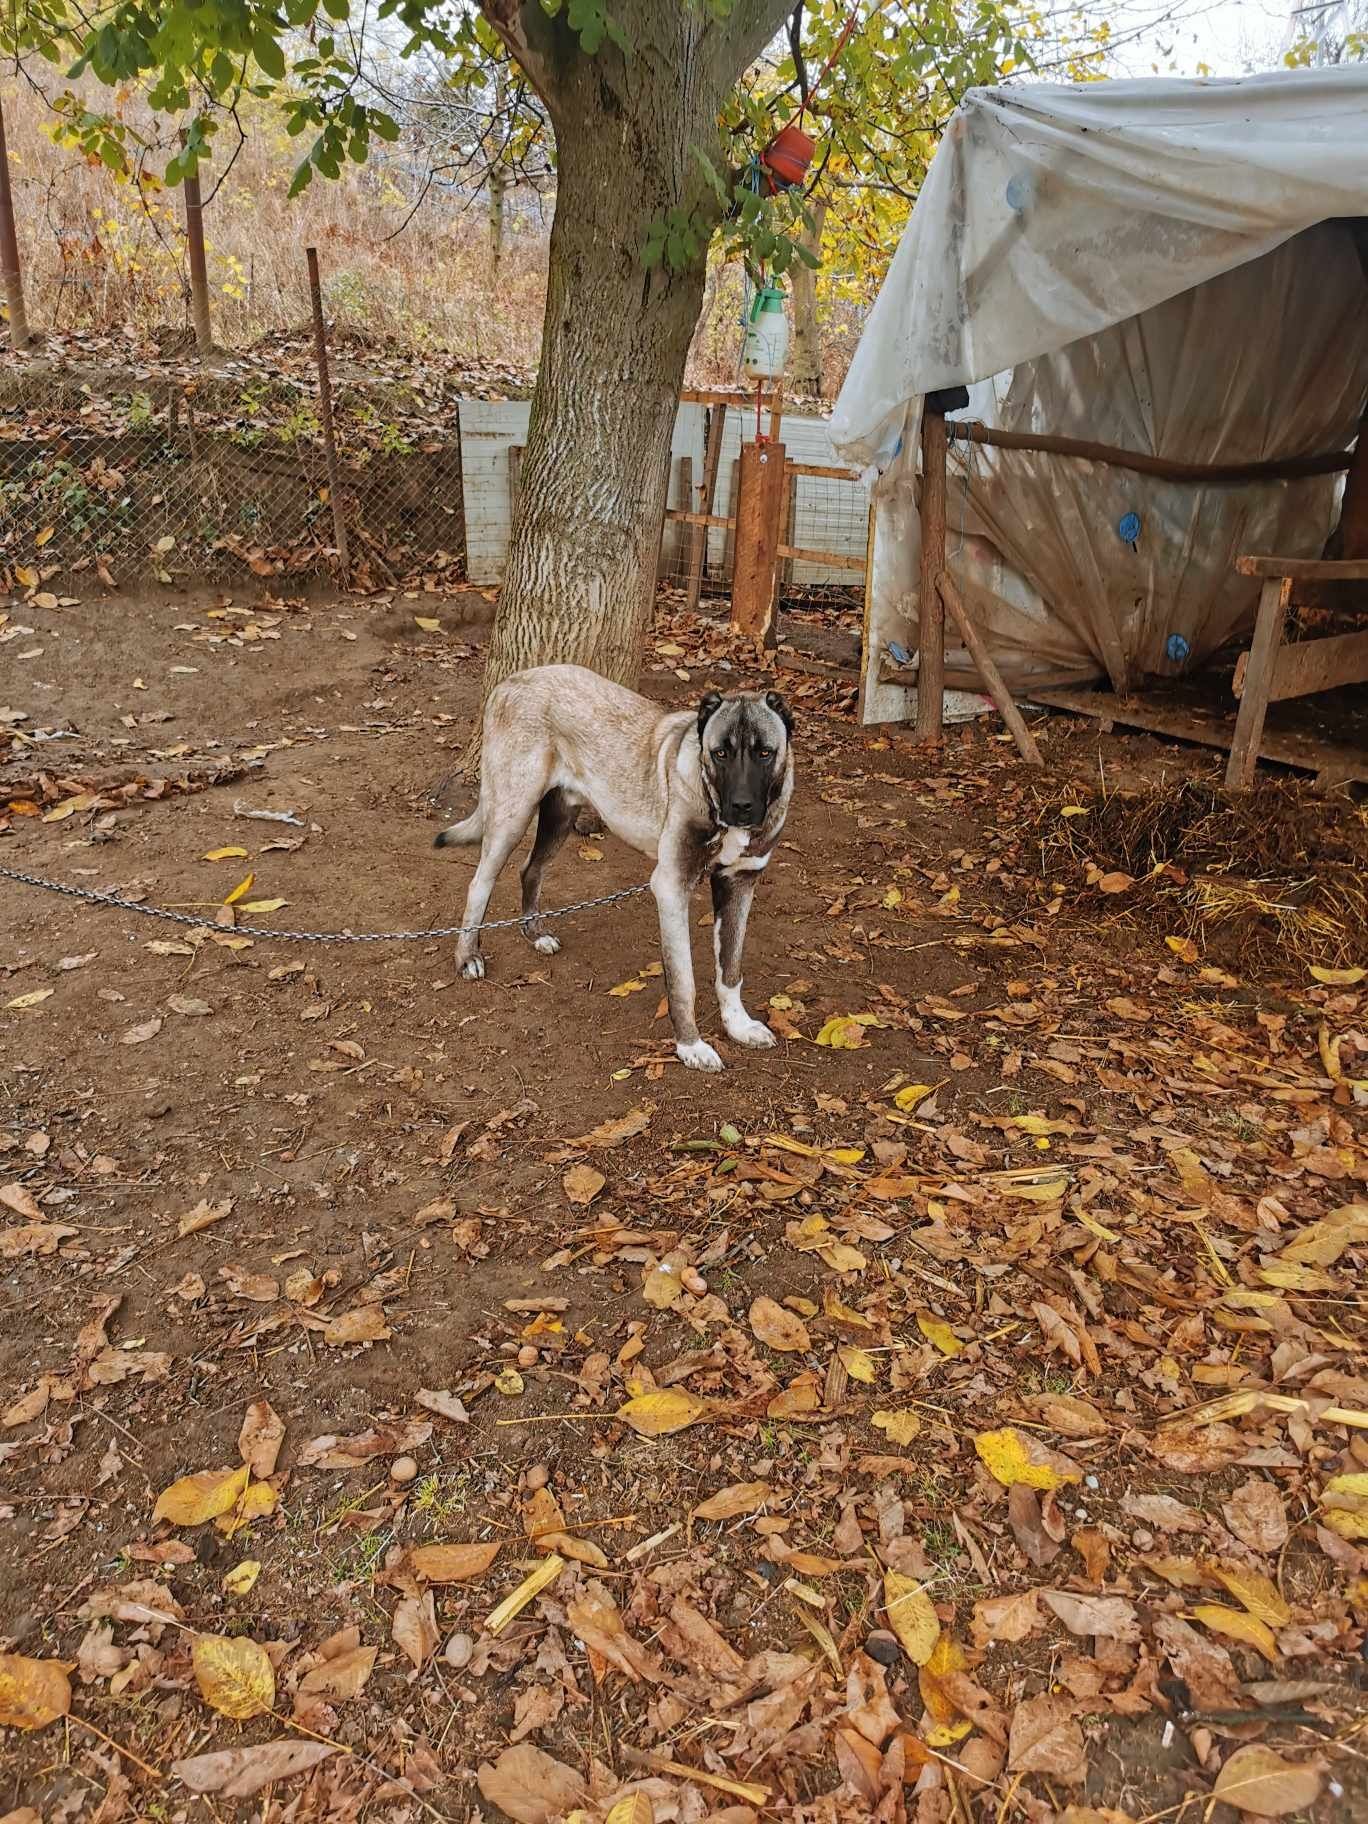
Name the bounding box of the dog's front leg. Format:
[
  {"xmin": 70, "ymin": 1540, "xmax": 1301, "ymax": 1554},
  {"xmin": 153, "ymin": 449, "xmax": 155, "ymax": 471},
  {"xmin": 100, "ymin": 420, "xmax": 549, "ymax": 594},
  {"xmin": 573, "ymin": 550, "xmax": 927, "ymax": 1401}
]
[
  {"xmin": 652, "ymin": 858, "xmax": 721, "ymax": 1072},
  {"xmin": 711, "ymin": 869, "xmax": 775, "ymax": 1048}
]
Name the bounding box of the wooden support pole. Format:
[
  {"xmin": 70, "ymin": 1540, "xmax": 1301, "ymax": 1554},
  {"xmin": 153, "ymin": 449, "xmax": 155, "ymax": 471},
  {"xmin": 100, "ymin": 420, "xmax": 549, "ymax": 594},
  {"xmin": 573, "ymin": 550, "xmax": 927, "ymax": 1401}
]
[
  {"xmin": 936, "ymin": 571, "xmax": 1042, "ymax": 765},
  {"xmin": 721, "ymin": 455, "xmax": 741, "ymax": 582},
  {"xmin": 731, "ymin": 439, "xmax": 786, "ymax": 641},
  {"xmin": 666, "ymin": 454, "xmax": 691, "ymax": 577},
  {"xmin": 1225, "ymin": 576, "xmax": 1290, "ymax": 790},
  {"xmin": 1335, "ymin": 408, "xmax": 1368, "ymax": 560},
  {"xmin": 917, "ymin": 401, "xmax": 948, "ymax": 743},
  {"xmin": 182, "ymin": 144, "xmax": 213, "ymax": 357},
  {"xmin": 686, "ymin": 406, "xmax": 726, "ymax": 613},
  {"xmin": 773, "ymin": 462, "xmax": 797, "ymax": 612},
  {"xmin": 0, "ymin": 97, "xmax": 30, "ymax": 351},
  {"xmin": 305, "ymin": 246, "xmax": 350, "ymax": 573}
]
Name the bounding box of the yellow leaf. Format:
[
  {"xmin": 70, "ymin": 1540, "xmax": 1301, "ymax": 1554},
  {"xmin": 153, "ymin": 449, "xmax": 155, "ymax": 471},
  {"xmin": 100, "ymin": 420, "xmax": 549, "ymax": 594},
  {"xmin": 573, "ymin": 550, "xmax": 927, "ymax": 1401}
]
[
  {"xmin": 1211, "ymin": 1744, "xmax": 1322, "ymax": 1816},
  {"xmin": 872, "ymin": 1409, "xmax": 922, "ymax": 1446},
  {"xmin": 1209, "ymin": 1562, "xmax": 1291, "ymax": 1628},
  {"xmin": 884, "ymin": 1569, "xmax": 938, "ymax": 1665},
  {"xmin": 495, "ymin": 1367, "xmax": 524, "ymax": 1396},
  {"xmin": 815, "ymin": 1014, "xmax": 868, "ymax": 1049},
  {"xmin": 42, "ymin": 793, "xmax": 93, "ymax": 822},
  {"xmin": 991, "ymin": 1166, "xmax": 1069, "ymax": 1203},
  {"xmin": 409, "ymin": 1541, "xmax": 502, "ymax": 1583},
  {"xmin": 824, "ymin": 1145, "xmax": 867, "ymax": 1165},
  {"xmin": 1059, "ymin": 804, "xmax": 1088, "ymax": 817},
  {"xmin": 609, "ymin": 977, "xmax": 646, "ymax": 996},
  {"xmin": 693, "ymin": 1481, "xmax": 772, "ymax": 1521},
  {"xmin": 203, "ymin": 846, "xmax": 248, "ymax": 861},
  {"xmin": 616, "ymin": 1388, "xmax": 708, "ymax": 1437},
  {"xmin": 215, "ymin": 1479, "xmax": 277, "ymax": 1536},
  {"xmin": 1280, "ymin": 1204, "xmax": 1368, "ymax": 1265},
  {"xmin": 1257, "ymin": 1260, "xmax": 1337, "ymax": 1293},
  {"xmin": 1324, "ymin": 1471, "xmax": 1368, "ymax": 1500},
  {"xmin": 837, "ymin": 1346, "xmax": 878, "ymax": 1384},
  {"xmin": 224, "ymin": 872, "xmax": 255, "ymax": 906},
  {"xmin": 239, "ymin": 898, "xmax": 287, "ymax": 914},
  {"xmin": 414, "ymin": 616, "xmax": 441, "ymax": 632},
  {"xmin": 35, "ymin": 526, "xmax": 55, "ymax": 547},
  {"xmin": 1009, "ymin": 1114, "xmax": 1071, "ymax": 1136},
  {"xmin": 14, "ymin": 564, "xmax": 37, "ymax": 588},
  {"xmin": 1191, "ymin": 1603, "xmax": 1279, "ymax": 1661},
  {"xmin": 484, "ymin": 1553, "xmax": 565, "ymax": 1637},
  {"xmin": 916, "ymin": 1311, "xmax": 964, "ymax": 1357},
  {"xmin": 5, "ymin": 989, "xmax": 54, "ymax": 1010},
  {"xmin": 1165, "ymin": 935, "xmax": 1200, "ymax": 963},
  {"xmin": 193, "ymin": 1633, "xmax": 275, "ymax": 1719},
  {"xmin": 925, "ymin": 1719, "xmax": 974, "ymax": 1747},
  {"xmin": 153, "ymin": 1463, "xmax": 250, "ymax": 1527},
  {"xmin": 222, "ymin": 1560, "xmax": 261, "ymax": 1595},
  {"xmin": 893, "ymin": 1083, "xmax": 936, "ymax": 1112},
  {"xmin": 0, "ymin": 1653, "xmax": 71, "ymax": 1731},
  {"xmin": 154, "ymin": 534, "xmax": 176, "ymax": 554},
  {"xmin": 882, "ymin": 887, "xmax": 902, "ymax": 909},
  {"xmin": 1322, "ymin": 1507, "xmax": 1368, "ymax": 1541},
  {"xmin": 974, "ymin": 1427, "xmax": 1079, "ymax": 1491},
  {"xmin": 1309, "ymin": 965, "xmax": 1365, "ymax": 985},
  {"xmin": 768, "ymin": 1374, "xmax": 822, "ymax": 1420},
  {"xmin": 605, "ymin": 1795, "xmax": 654, "ymax": 1824}
]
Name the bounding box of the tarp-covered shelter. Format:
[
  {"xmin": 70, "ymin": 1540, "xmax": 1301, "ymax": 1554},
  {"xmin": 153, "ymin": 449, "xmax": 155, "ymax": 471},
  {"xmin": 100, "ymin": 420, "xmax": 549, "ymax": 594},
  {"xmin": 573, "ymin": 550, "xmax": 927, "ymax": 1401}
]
[{"xmin": 829, "ymin": 67, "xmax": 1368, "ymax": 748}]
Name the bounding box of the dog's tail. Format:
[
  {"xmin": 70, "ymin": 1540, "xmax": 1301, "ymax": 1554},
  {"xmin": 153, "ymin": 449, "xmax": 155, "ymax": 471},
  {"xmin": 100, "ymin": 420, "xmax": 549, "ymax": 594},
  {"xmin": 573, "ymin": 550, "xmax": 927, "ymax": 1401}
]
[{"xmin": 433, "ymin": 805, "xmax": 483, "ymax": 849}]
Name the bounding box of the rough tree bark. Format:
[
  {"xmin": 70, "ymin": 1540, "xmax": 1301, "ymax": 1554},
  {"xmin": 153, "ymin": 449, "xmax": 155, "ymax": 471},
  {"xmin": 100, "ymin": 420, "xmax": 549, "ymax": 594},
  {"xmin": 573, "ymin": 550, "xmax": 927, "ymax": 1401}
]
[
  {"xmin": 477, "ymin": 0, "xmax": 794, "ymax": 714},
  {"xmin": 788, "ymin": 196, "xmax": 826, "ymax": 398}
]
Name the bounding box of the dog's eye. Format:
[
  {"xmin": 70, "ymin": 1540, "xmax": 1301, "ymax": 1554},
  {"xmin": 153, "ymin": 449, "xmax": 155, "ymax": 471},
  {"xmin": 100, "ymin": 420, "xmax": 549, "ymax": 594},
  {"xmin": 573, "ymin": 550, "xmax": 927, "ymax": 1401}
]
[{"xmin": 756, "ymin": 747, "xmax": 774, "ymax": 761}]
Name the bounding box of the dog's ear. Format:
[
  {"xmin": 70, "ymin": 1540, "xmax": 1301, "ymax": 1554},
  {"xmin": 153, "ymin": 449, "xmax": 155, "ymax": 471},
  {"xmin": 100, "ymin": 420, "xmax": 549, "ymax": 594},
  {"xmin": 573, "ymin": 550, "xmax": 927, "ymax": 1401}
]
[
  {"xmin": 697, "ymin": 691, "xmax": 723, "ymax": 744},
  {"xmin": 765, "ymin": 690, "xmax": 794, "ymax": 739}
]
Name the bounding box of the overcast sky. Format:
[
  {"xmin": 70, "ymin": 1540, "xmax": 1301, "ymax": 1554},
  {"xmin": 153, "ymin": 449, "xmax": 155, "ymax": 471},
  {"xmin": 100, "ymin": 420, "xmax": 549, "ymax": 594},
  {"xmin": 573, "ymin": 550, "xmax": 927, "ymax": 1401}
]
[{"xmin": 1112, "ymin": 0, "xmax": 1299, "ymax": 74}]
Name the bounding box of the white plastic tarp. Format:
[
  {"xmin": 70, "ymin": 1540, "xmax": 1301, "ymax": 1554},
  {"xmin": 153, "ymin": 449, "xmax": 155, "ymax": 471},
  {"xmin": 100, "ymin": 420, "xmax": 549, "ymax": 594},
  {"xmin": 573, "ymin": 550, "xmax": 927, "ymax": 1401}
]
[{"xmin": 828, "ymin": 68, "xmax": 1368, "ymax": 723}]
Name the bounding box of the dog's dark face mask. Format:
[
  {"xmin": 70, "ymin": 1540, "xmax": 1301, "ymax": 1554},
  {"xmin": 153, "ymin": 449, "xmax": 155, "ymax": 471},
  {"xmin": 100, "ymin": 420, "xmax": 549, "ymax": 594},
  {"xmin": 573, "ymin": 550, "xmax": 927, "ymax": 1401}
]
[{"xmin": 697, "ymin": 690, "xmax": 793, "ymax": 829}]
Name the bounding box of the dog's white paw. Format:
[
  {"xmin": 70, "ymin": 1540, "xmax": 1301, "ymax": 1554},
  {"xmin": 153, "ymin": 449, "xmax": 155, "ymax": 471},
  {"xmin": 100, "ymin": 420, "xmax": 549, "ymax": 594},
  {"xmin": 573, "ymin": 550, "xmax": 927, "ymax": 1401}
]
[
  {"xmin": 533, "ymin": 934, "xmax": 561, "ymax": 956},
  {"xmin": 459, "ymin": 955, "xmax": 486, "ymax": 980},
  {"xmin": 724, "ymin": 1013, "xmax": 777, "ymax": 1049},
  {"xmin": 677, "ymin": 1038, "xmax": 725, "ymax": 1073}
]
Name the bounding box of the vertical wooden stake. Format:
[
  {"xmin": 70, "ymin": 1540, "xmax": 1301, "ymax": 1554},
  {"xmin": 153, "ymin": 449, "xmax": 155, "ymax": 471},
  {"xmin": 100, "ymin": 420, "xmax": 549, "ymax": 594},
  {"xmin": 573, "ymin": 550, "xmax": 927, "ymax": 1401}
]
[
  {"xmin": 721, "ymin": 455, "xmax": 742, "ymax": 583},
  {"xmin": 0, "ymin": 96, "xmax": 30, "ymax": 351},
  {"xmin": 306, "ymin": 245, "xmax": 350, "ymax": 572},
  {"xmin": 937, "ymin": 570, "xmax": 1041, "ymax": 765},
  {"xmin": 670, "ymin": 455, "xmax": 692, "ymax": 578},
  {"xmin": 917, "ymin": 400, "xmax": 948, "ymax": 743},
  {"xmin": 181, "ymin": 141, "xmax": 213, "ymax": 357},
  {"xmin": 686, "ymin": 405, "xmax": 726, "ymax": 612},
  {"xmin": 1225, "ymin": 576, "xmax": 1290, "ymax": 790},
  {"xmin": 731, "ymin": 439, "xmax": 785, "ymax": 642}
]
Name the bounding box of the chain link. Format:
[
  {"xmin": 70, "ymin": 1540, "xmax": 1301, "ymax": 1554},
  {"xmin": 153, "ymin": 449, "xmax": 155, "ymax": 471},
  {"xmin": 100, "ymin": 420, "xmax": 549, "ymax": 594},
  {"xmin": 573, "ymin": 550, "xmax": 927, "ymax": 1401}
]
[{"xmin": 0, "ymin": 861, "xmax": 651, "ymax": 945}]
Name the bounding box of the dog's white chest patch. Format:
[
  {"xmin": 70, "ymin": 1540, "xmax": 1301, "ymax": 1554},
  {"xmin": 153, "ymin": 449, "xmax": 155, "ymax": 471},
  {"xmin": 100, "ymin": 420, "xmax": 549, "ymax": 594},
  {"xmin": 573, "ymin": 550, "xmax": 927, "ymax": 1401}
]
[{"xmin": 716, "ymin": 827, "xmax": 751, "ymax": 867}]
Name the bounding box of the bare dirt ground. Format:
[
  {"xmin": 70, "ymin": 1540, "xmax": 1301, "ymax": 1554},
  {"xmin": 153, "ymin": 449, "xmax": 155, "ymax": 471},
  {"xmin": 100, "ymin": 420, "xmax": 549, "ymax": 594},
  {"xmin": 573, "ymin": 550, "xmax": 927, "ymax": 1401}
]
[{"xmin": 1, "ymin": 584, "xmax": 1365, "ymax": 1824}]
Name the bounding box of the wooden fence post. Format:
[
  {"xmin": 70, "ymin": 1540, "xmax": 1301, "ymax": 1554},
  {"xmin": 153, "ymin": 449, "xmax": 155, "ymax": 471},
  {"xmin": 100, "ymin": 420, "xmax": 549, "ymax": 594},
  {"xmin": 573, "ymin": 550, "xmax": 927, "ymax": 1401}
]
[
  {"xmin": 0, "ymin": 96, "xmax": 30, "ymax": 351},
  {"xmin": 686, "ymin": 405, "xmax": 727, "ymax": 612},
  {"xmin": 305, "ymin": 246, "xmax": 350, "ymax": 572},
  {"xmin": 181, "ymin": 140, "xmax": 213, "ymax": 356},
  {"xmin": 917, "ymin": 398, "xmax": 948, "ymax": 743},
  {"xmin": 731, "ymin": 439, "xmax": 786, "ymax": 642}
]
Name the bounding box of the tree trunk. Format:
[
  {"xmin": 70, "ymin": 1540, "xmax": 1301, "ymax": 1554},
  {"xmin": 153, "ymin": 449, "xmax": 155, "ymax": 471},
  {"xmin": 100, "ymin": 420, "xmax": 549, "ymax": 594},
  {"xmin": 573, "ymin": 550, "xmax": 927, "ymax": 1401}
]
[
  {"xmin": 476, "ymin": 0, "xmax": 793, "ymax": 719},
  {"xmin": 0, "ymin": 97, "xmax": 31, "ymax": 351},
  {"xmin": 788, "ymin": 196, "xmax": 826, "ymax": 399}
]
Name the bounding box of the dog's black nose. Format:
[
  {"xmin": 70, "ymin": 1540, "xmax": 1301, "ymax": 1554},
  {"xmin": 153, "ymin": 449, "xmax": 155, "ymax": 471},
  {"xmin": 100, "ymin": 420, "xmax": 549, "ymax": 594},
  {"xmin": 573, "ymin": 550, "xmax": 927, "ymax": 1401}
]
[{"xmin": 727, "ymin": 800, "xmax": 756, "ymax": 824}]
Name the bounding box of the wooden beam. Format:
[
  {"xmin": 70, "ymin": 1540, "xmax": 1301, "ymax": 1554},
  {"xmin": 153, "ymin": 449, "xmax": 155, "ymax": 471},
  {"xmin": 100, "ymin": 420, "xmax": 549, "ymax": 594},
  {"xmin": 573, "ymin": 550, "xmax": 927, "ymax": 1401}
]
[
  {"xmin": 685, "ymin": 404, "xmax": 727, "ymax": 613},
  {"xmin": 731, "ymin": 440, "xmax": 786, "ymax": 641},
  {"xmin": 1225, "ymin": 577, "xmax": 1291, "ymax": 790},
  {"xmin": 1339, "ymin": 407, "xmax": 1368, "ymax": 560},
  {"xmin": 679, "ymin": 387, "xmax": 782, "ymax": 409},
  {"xmin": 785, "ymin": 461, "xmax": 862, "ymax": 482},
  {"xmin": 776, "ymin": 543, "xmax": 865, "ymax": 571},
  {"xmin": 917, "ymin": 401, "xmax": 948, "ymax": 744},
  {"xmin": 1248, "ymin": 627, "xmax": 1368, "ymax": 703},
  {"xmin": 666, "ymin": 509, "xmax": 733, "ymax": 530},
  {"xmin": 947, "ymin": 420, "xmax": 1352, "ymax": 486},
  {"xmin": 1236, "ymin": 554, "xmax": 1368, "ymax": 581},
  {"xmin": 937, "ymin": 570, "xmax": 1042, "ymax": 765}
]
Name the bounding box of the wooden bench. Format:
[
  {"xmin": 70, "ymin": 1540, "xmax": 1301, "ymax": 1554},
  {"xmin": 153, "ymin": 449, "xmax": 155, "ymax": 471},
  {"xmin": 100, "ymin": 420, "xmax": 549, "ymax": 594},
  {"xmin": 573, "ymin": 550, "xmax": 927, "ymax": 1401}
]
[{"xmin": 1224, "ymin": 554, "xmax": 1368, "ymax": 788}]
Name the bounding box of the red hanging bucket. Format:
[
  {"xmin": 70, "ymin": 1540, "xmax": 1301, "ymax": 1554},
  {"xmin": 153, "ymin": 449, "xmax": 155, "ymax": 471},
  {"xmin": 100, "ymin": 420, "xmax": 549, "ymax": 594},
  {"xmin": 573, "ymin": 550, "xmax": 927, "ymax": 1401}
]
[{"xmin": 761, "ymin": 123, "xmax": 815, "ymax": 190}]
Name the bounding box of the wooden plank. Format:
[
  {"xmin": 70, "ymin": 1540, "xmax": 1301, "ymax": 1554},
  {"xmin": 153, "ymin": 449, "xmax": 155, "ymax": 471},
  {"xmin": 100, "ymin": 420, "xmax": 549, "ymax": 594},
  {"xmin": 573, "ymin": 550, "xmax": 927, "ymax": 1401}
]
[
  {"xmin": 731, "ymin": 440, "xmax": 786, "ymax": 641},
  {"xmin": 666, "ymin": 455, "xmax": 691, "ymax": 576},
  {"xmin": 1030, "ymin": 684, "xmax": 1368, "ymax": 786},
  {"xmin": 937, "ymin": 570, "xmax": 1042, "ymax": 765},
  {"xmin": 776, "ymin": 543, "xmax": 865, "ymax": 571},
  {"xmin": 917, "ymin": 402, "xmax": 947, "ymax": 743},
  {"xmin": 686, "ymin": 404, "xmax": 727, "ymax": 613},
  {"xmin": 947, "ymin": 420, "xmax": 1352, "ymax": 486},
  {"xmin": 721, "ymin": 455, "xmax": 741, "ymax": 582},
  {"xmin": 1225, "ymin": 577, "xmax": 1291, "ymax": 789},
  {"xmin": 1235, "ymin": 554, "xmax": 1368, "ymax": 580},
  {"xmin": 666, "ymin": 509, "xmax": 733, "ymax": 530},
  {"xmin": 775, "ymin": 467, "xmax": 797, "ymax": 609},
  {"xmin": 1262, "ymin": 627, "xmax": 1368, "ymax": 702},
  {"xmin": 680, "ymin": 387, "xmax": 782, "ymax": 408},
  {"xmin": 785, "ymin": 460, "xmax": 862, "ymax": 482}
]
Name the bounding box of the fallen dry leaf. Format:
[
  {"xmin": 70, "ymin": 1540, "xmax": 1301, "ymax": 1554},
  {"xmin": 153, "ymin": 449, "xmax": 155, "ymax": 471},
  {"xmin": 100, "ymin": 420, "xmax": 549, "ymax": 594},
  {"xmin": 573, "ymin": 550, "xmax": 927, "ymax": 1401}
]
[
  {"xmin": 178, "ymin": 1197, "xmax": 233, "ymax": 1238},
  {"xmin": 884, "ymin": 1570, "xmax": 938, "ymax": 1665},
  {"xmin": 295, "ymin": 1644, "xmax": 377, "ymax": 1707},
  {"xmin": 192, "ymin": 1634, "xmax": 275, "ymax": 1720},
  {"xmin": 1211, "ymin": 1744, "xmax": 1323, "ymax": 1816},
  {"xmin": 476, "ymin": 1744, "xmax": 587, "ymax": 1824},
  {"xmin": 324, "ymin": 1306, "xmax": 391, "ymax": 1346},
  {"xmin": 750, "ymin": 1295, "xmax": 810, "ymax": 1352},
  {"xmin": 238, "ymin": 1400, "xmax": 284, "ymax": 1479},
  {"xmin": 173, "ymin": 1740, "xmax": 336, "ymax": 1796},
  {"xmin": 616, "ymin": 1388, "xmax": 708, "ymax": 1436},
  {"xmin": 561, "ymin": 1163, "xmax": 605, "ymax": 1206},
  {"xmin": 693, "ymin": 1481, "xmax": 772, "ymax": 1522},
  {"xmin": 1008, "ymin": 1692, "xmax": 1086, "ymax": 1783},
  {"xmin": 975, "ymin": 1427, "xmax": 1081, "ymax": 1490},
  {"xmin": 392, "ymin": 1590, "xmax": 439, "ymax": 1669},
  {"xmin": 1222, "ymin": 1478, "xmax": 1289, "ymax": 1555},
  {"xmin": 0, "ymin": 1222, "xmax": 76, "ymax": 1260},
  {"xmin": 0, "ymin": 1653, "xmax": 71, "ymax": 1730},
  {"xmin": 154, "ymin": 1464, "xmax": 250, "ymax": 1527},
  {"xmin": 408, "ymin": 1541, "xmax": 501, "ymax": 1583},
  {"xmin": 0, "ymin": 1184, "xmax": 42, "ymax": 1220}
]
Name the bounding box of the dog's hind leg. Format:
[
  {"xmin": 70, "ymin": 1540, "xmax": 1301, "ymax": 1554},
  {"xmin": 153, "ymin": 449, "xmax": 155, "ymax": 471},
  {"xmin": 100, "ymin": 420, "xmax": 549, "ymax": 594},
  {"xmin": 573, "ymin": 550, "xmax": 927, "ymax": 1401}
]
[
  {"xmin": 520, "ymin": 788, "xmax": 576, "ymax": 955},
  {"xmin": 455, "ymin": 810, "xmax": 532, "ymax": 979}
]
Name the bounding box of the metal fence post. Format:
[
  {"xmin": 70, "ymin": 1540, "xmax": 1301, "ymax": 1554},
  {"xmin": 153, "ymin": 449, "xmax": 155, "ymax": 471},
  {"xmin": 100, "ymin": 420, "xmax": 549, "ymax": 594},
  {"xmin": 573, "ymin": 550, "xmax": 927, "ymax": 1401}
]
[
  {"xmin": 305, "ymin": 246, "xmax": 350, "ymax": 573},
  {"xmin": 0, "ymin": 97, "xmax": 31, "ymax": 351}
]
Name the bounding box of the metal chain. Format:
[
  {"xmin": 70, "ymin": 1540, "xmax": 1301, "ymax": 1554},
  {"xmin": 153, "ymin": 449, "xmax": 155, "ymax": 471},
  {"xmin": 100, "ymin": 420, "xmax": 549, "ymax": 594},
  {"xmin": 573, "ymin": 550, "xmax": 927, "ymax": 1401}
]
[{"xmin": 0, "ymin": 861, "xmax": 651, "ymax": 945}]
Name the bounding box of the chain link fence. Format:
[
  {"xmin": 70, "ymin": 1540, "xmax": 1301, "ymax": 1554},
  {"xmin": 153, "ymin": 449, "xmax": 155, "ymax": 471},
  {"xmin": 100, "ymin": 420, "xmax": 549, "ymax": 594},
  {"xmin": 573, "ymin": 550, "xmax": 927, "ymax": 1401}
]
[{"xmin": 0, "ymin": 333, "xmax": 471, "ymax": 596}]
